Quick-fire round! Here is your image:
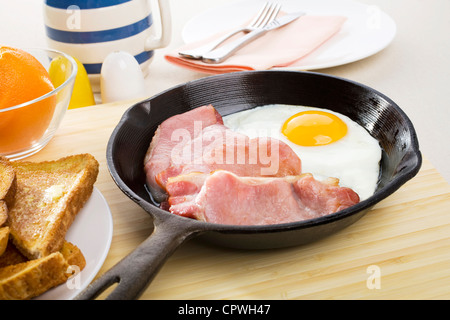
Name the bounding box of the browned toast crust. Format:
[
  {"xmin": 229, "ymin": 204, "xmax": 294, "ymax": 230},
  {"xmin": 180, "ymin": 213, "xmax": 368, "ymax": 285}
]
[
  {"xmin": 59, "ymin": 241, "xmax": 86, "ymax": 271},
  {"xmin": 0, "ymin": 157, "xmax": 17, "ymax": 207},
  {"xmin": 0, "ymin": 157, "xmax": 17, "ymax": 227},
  {"xmin": 0, "ymin": 227, "xmax": 9, "ymax": 257},
  {"xmin": 0, "ymin": 202, "xmax": 7, "ymax": 228}
]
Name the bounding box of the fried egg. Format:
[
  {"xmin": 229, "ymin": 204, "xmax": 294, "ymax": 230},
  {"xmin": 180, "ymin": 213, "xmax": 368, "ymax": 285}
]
[{"xmin": 223, "ymin": 104, "xmax": 382, "ymax": 200}]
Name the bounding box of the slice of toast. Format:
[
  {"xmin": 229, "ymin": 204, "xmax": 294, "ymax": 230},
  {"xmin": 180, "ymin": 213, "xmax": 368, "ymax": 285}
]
[
  {"xmin": 0, "ymin": 157, "xmax": 17, "ymax": 227},
  {"xmin": 0, "ymin": 252, "xmax": 69, "ymax": 300},
  {"xmin": 7, "ymin": 154, "xmax": 99, "ymax": 259},
  {"xmin": 0, "ymin": 239, "xmax": 83, "ymax": 269},
  {"xmin": 0, "ymin": 241, "xmax": 86, "ymax": 300}
]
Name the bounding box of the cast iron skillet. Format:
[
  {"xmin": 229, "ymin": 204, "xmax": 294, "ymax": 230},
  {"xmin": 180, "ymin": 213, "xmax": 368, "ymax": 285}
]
[{"xmin": 76, "ymin": 70, "xmax": 422, "ymax": 300}]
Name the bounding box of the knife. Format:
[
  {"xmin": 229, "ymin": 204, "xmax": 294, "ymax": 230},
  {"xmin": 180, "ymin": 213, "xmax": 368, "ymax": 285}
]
[{"xmin": 201, "ymin": 12, "xmax": 305, "ymax": 64}]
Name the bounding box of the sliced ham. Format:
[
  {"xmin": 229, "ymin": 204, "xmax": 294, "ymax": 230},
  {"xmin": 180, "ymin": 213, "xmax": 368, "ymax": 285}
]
[
  {"xmin": 155, "ymin": 123, "xmax": 302, "ymax": 189},
  {"xmin": 144, "ymin": 105, "xmax": 223, "ymax": 202},
  {"xmin": 144, "ymin": 105, "xmax": 301, "ymax": 202},
  {"xmin": 165, "ymin": 171, "xmax": 360, "ymax": 225}
]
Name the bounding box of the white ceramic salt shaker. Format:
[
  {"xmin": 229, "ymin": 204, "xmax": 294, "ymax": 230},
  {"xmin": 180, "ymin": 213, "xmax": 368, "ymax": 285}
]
[{"xmin": 100, "ymin": 51, "xmax": 146, "ymax": 103}]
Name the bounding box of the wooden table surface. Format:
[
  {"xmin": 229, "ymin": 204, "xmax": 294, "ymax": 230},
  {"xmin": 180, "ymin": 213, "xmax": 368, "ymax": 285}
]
[{"xmin": 27, "ymin": 100, "xmax": 450, "ymax": 300}]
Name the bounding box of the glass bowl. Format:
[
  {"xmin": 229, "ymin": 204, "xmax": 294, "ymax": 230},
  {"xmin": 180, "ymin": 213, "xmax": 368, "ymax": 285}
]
[{"xmin": 0, "ymin": 48, "xmax": 77, "ymax": 160}]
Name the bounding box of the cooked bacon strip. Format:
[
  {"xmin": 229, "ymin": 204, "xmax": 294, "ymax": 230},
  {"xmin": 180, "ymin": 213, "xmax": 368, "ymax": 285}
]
[
  {"xmin": 165, "ymin": 171, "xmax": 360, "ymax": 225},
  {"xmin": 144, "ymin": 105, "xmax": 301, "ymax": 202},
  {"xmin": 144, "ymin": 105, "xmax": 223, "ymax": 202},
  {"xmin": 155, "ymin": 124, "xmax": 302, "ymax": 189}
]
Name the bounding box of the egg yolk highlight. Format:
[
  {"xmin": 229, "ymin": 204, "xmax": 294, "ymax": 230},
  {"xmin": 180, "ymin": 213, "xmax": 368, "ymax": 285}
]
[{"xmin": 281, "ymin": 110, "xmax": 348, "ymax": 146}]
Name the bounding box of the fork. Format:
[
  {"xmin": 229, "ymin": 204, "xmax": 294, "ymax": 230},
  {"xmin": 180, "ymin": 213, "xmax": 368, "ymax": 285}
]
[{"xmin": 178, "ymin": 2, "xmax": 281, "ymax": 60}]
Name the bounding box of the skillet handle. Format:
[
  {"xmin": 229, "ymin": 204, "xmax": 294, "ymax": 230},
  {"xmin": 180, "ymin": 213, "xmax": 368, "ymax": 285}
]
[{"xmin": 75, "ymin": 215, "xmax": 198, "ymax": 300}]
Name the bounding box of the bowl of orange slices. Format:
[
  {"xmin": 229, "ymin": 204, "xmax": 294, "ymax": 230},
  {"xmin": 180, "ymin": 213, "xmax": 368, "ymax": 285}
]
[{"xmin": 0, "ymin": 46, "xmax": 77, "ymax": 160}]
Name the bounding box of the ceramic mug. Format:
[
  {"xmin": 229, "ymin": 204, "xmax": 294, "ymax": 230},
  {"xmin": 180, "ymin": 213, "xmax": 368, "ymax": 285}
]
[{"xmin": 43, "ymin": 0, "xmax": 171, "ymax": 91}]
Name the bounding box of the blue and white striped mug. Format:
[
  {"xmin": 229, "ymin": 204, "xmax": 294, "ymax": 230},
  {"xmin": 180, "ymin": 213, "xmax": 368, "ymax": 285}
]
[{"xmin": 44, "ymin": 0, "xmax": 171, "ymax": 91}]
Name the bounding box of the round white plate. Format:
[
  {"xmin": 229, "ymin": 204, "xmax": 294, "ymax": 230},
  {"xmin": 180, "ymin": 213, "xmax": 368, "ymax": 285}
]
[
  {"xmin": 34, "ymin": 187, "xmax": 113, "ymax": 300},
  {"xmin": 181, "ymin": 0, "xmax": 396, "ymax": 70}
]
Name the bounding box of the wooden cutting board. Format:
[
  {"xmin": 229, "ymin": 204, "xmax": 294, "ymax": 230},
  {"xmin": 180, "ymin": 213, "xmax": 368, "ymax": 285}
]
[{"xmin": 28, "ymin": 101, "xmax": 450, "ymax": 300}]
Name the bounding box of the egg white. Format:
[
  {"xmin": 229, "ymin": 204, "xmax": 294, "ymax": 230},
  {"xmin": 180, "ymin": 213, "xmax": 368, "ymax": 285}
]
[{"xmin": 223, "ymin": 104, "xmax": 382, "ymax": 201}]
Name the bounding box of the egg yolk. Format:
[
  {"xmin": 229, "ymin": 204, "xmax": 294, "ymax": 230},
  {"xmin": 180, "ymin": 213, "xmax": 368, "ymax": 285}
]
[{"xmin": 281, "ymin": 110, "xmax": 348, "ymax": 146}]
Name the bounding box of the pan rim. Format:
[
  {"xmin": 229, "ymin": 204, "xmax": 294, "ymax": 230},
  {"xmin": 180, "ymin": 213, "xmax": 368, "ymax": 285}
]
[{"xmin": 106, "ymin": 70, "xmax": 422, "ymax": 234}]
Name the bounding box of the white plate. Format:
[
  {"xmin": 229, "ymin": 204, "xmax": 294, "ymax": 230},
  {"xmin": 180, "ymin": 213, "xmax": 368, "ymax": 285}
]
[
  {"xmin": 181, "ymin": 0, "xmax": 396, "ymax": 70},
  {"xmin": 34, "ymin": 187, "xmax": 113, "ymax": 300}
]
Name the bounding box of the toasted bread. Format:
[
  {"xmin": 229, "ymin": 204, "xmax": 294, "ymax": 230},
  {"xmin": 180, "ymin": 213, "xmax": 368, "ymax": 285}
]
[
  {"xmin": 7, "ymin": 154, "xmax": 99, "ymax": 259},
  {"xmin": 0, "ymin": 157, "xmax": 16, "ymax": 227},
  {"xmin": 0, "ymin": 252, "xmax": 68, "ymax": 300},
  {"xmin": 59, "ymin": 241, "xmax": 86, "ymax": 271},
  {"xmin": 0, "ymin": 241, "xmax": 85, "ymax": 300},
  {"xmin": 0, "ymin": 241, "xmax": 27, "ymax": 269},
  {"xmin": 0, "ymin": 227, "xmax": 9, "ymax": 257}
]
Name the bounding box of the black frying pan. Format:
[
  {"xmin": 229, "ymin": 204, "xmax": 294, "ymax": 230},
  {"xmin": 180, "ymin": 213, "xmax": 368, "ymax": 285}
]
[{"xmin": 76, "ymin": 70, "xmax": 421, "ymax": 300}]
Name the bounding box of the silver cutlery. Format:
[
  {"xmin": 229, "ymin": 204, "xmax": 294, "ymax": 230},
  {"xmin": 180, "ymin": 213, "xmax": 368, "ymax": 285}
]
[
  {"xmin": 178, "ymin": 2, "xmax": 281, "ymax": 60},
  {"xmin": 201, "ymin": 11, "xmax": 305, "ymax": 64}
]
